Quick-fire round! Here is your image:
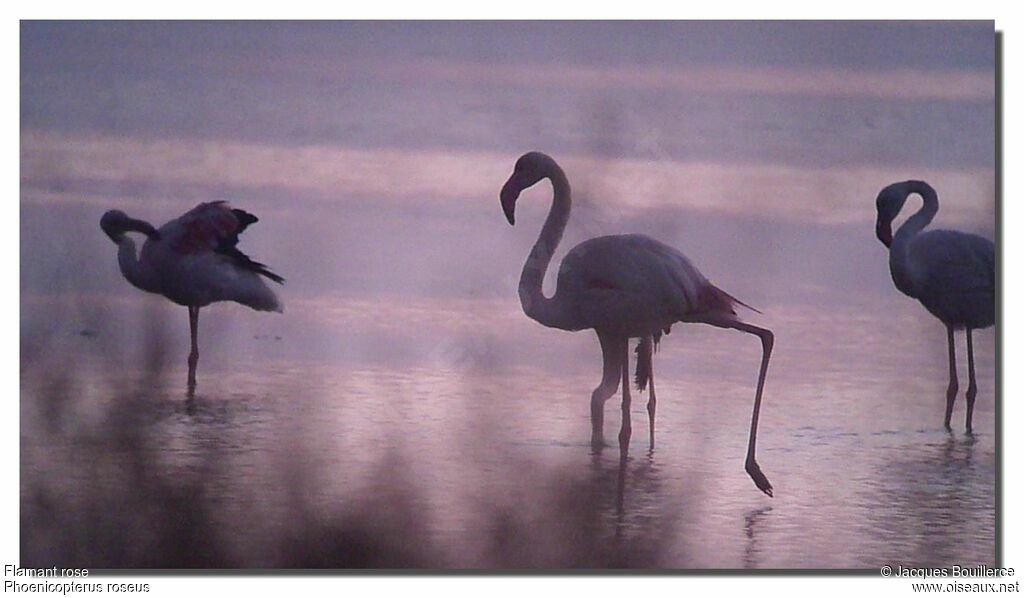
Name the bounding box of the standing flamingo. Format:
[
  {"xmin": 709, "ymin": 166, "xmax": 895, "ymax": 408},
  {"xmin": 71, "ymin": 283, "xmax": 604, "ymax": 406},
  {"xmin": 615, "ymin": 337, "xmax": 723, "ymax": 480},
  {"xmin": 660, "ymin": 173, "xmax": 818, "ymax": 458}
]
[
  {"xmin": 500, "ymin": 152, "xmax": 775, "ymax": 496},
  {"xmin": 101, "ymin": 201, "xmax": 284, "ymax": 395},
  {"xmin": 875, "ymin": 180, "xmax": 994, "ymax": 432}
]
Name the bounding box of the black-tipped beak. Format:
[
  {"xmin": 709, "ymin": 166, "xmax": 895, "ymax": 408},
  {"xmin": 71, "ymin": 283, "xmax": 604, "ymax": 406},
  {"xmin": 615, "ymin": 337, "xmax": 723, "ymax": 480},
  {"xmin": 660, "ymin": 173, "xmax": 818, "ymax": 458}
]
[
  {"xmin": 500, "ymin": 178, "xmax": 521, "ymax": 226},
  {"xmin": 875, "ymin": 218, "xmax": 892, "ymax": 248}
]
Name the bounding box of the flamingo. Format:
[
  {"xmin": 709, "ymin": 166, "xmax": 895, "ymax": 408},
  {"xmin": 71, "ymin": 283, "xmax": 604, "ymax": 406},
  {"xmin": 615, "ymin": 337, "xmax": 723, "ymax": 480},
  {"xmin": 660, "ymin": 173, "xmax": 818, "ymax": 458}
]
[
  {"xmin": 100, "ymin": 201, "xmax": 284, "ymax": 394},
  {"xmin": 875, "ymin": 180, "xmax": 995, "ymax": 432},
  {"xmin": 500, "ymin": 152, "xmax": 775, "ymax": 496}
]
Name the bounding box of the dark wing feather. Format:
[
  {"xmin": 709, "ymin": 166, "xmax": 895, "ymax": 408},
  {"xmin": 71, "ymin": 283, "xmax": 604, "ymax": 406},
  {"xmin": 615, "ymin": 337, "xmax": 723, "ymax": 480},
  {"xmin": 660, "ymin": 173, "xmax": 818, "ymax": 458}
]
[
  {"xmin": 232, "ymin": 208, "xmax": 259, "ymax": 233},
  {"xmin": 214, "ymin": 208, "xmax": 285, "ymax": 284}
]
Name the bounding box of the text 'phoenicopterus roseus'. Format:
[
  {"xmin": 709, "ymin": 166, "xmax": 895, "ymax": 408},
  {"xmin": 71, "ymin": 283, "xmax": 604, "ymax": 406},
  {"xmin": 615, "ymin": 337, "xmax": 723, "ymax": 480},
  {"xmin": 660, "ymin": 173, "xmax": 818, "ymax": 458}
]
[
  {"xmin": 875, "ymin": 180, "xmax": 994, "ymax": 432},
  {"xmin": 101, "ymin": 201, "xmax": 284, "ymax": 395},
  {"xmin": 500, "ymin": 152, "xmax": 775, "ymax": 496}
]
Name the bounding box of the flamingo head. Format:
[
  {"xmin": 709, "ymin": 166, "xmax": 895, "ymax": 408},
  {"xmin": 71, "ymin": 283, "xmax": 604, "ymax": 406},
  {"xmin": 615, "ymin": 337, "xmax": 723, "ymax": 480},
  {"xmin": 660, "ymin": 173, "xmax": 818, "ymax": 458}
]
[
  {"xmin": 874, "ymin": 183, "xmax": 909, "ymax": 248},
  {"xmin": 500, "ymin": 151, "xmax": 557, "ymax": 225},
  {"xmin": 101, "ymin": 210, "xmax": 161, "ymax": 243}
]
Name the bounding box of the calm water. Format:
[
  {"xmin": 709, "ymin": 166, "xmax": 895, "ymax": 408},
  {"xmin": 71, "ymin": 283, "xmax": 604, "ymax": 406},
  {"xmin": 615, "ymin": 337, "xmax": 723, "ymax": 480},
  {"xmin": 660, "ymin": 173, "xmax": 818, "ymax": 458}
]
[
  {"xmin": 20, "ymin": 294, "xmax": 996, "ymax": 569},
  {"xmin": 19, "ymin": 21, "xmax": 996, "ymax": 569}
]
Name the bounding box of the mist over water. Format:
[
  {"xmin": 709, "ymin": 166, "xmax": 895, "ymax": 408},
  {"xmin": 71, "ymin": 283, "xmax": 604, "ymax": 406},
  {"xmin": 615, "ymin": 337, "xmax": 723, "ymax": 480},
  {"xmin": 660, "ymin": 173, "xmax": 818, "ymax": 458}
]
[{"xmin": 20, "ymin": 21, "xmax": 995, "ymax": 568}]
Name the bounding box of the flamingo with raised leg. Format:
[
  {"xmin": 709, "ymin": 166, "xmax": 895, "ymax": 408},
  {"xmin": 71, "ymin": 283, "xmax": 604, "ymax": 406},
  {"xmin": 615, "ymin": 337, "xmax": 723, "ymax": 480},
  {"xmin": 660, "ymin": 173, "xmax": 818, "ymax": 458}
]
[
  {"xmin": 101, "ymin": 201, "xmax": 284, "ymax": 395},
  {"xmin": 500, "ymin": 152, "xmax": 775, "ymax": 496},
  {"xmin": 875, "ymin": 180, "xmax": 994, "ymax": 432}
]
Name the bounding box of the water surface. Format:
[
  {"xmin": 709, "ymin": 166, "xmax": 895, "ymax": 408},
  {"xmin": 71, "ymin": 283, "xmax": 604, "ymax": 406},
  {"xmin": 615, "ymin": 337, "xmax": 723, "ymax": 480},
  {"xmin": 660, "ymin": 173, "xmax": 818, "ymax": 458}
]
[{"xmin": 19, "ymin": 21, "xmax": 996, "ymax": 569}]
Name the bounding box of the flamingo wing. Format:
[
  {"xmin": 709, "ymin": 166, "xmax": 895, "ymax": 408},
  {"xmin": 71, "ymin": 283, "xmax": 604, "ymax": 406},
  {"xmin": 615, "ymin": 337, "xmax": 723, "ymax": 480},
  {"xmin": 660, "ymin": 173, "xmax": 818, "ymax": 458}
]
[
  {"xmin": 136, "ymin": 202, "xmax": 283, "ymax": 311},
  {"xmin": 158, "ymin": 201, "xmax": 237, "ymax": 254},
  {"xmin": 910, "ymin": 229, "xmax": 994, "ymax": 327},
  {"xmin": 911, "ymin": 230, "xmax": 994, "ymax": 295},
  {"xmin": 557, "ymin": 234, "xmax": 732, "ymax": 332},
  {"xmin": 156, "ymin": 202, "xmax": 284, "ymax": 284}
]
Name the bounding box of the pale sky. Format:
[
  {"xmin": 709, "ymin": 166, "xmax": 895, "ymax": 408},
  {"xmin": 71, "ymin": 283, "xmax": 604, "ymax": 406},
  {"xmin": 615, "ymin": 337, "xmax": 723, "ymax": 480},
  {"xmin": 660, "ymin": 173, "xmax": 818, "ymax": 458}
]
[{"xmin": 20, "ymin": 21, "xmax": 996, "ymax": 371}]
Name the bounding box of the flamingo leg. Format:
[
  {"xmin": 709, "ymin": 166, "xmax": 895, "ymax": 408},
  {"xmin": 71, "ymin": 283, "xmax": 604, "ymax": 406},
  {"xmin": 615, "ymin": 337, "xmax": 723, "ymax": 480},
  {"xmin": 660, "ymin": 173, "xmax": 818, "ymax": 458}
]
[
  {"xmin": 965, "ymin": 328, "xmax": 977, "ymax": 433},
  {"xmin": 643, "ymin": 336, "xmax": 657, "ymax": 450},
  {"xmin": 700, "ymin": 316, "xmax": 774, "ymax": 496},
  {"xmin": 944, "ymin": 324, "xmax": 959, "ymax": 431},
  {"xmin": 618, "ymin": 338, "xmax": 632, "ymax": 454},
  {"xmin": 187, "ymin": 306, "xmax": 199, "ymax": 395},
  {"xmin": 591, "ymin": 332, "xmax": 623, "ymax": 449}
]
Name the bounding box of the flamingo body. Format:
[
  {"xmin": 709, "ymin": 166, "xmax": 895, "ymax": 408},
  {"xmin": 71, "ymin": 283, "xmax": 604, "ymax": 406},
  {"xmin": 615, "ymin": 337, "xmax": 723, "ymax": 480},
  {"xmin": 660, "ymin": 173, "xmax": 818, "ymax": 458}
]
[
  {"xmin": 892, "ymin": 229, "xmax": 994, "ymax": 330},
  {"xmin": 555, "ymin": 234, "xmax": 740, "ymax": 337},
  {"xmin": 129, "ymin": 202, "xmax": 282, "ymax": 311},
  {"xmin": 501, "ymin": 152, "xmax": 774, "ymax": 496}
]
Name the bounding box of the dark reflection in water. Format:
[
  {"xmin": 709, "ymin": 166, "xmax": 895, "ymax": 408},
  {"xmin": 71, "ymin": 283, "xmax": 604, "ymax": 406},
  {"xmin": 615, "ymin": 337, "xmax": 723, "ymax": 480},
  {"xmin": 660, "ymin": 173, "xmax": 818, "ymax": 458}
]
[
  {"xmin": 20, "ymin": 342, "xmax": 995, "ymax": 569},
  {"xmin": 591, "ymin": 450, "xmax": 669, "ymax": 551},
  {"xmin": 861, "ymin": 434, "xmax": 993, "ymax": 568},
  {"xmin": 744, "ymin": 506, "xmax": 773, "ymax": 569},
  {"xmin": 20, "ymin": 358, "xmax": 690, "ymax": 569}
]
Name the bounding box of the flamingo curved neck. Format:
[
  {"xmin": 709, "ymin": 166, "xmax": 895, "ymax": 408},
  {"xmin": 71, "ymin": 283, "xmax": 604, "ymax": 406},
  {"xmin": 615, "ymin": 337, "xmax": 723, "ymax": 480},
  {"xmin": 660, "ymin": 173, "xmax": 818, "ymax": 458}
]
[
  {"xmin": 889, "ymin": 181, "xmax": 939, "ymax": 297},
  {"xmin": 519, "ymin": 164, "xmax": 573, "ymax": 329},
  {"xmin": 117, "ymin": 237, "xmax": 159, "ymax": 294}
]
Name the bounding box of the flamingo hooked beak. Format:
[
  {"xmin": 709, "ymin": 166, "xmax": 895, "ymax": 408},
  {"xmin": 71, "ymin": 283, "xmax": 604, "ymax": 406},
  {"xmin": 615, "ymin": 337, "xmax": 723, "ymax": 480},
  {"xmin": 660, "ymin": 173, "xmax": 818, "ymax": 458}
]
[
  {"xmin": 500, "ymin": 175, "xmax": 522, "ymax": 226},
  {"xmin": 875, "ymin": 217, "xmax": 892, "ymax": 248}
]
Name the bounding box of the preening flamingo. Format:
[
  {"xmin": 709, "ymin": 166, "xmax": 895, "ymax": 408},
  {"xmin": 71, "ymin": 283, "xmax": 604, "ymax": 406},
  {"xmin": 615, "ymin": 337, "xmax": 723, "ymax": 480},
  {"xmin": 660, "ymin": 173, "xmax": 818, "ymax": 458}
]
[
  {"xmin": 500, "ymin": 152, "xmax": 775, "ymax": 496},
  {"xmin": 875, "ymin": 181, "xmax": 994, "ymax": 432},
  {"xmin": 101, "ymin": 201, "xmax": 284, "ymax": 394}
]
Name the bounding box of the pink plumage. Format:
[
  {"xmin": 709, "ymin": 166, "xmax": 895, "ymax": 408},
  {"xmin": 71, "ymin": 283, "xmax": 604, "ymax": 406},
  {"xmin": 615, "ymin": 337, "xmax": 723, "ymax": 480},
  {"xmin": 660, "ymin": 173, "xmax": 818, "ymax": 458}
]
[
  {"xmin": 169, "ymin": 202, "xmax": 240, "ymax": 255},
  {"xmin": 101, "ymin": 202, "xmax": 284, "ymax": 395},
  {"xmin": 875, "ymin": 180, "xmax": 994, "ymax": 431},
  {"xmin": 501, "ymin": 152, "xmax": 775, "ymax": 497}
]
